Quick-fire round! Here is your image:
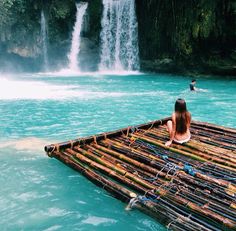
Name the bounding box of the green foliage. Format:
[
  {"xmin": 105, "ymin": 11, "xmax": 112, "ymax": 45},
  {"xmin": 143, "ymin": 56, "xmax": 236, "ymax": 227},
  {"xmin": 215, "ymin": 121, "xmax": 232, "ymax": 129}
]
[
  {"xmin": 198, "ymin": 9, "xmax": 214, "ymax": 38},
  {"xmin": 180, "ymin": 40, "xmax": 193, "ymax": 55},
  {"xmin": 46, "ymin": 0, "xmax": 76, "ymax": 45},
  {"xmin": 0, "ymin": 0, "xmax": 14, "ymax": 27},
  {"xmin": 0, "ymin": 0, "xmax": 33, "ymax": 32},
  {"xmin": 192, "ymin": 24, "xmax": 200, "ymax": 39},
  {"xmin": 0, "ymin": 0, "xmax": 76, "ymax": 57},
  {"xmin": 51, "ymin": 0, "xmax": 73, "ymax": 19},
  {"xmin": 86, "ymin": 0, "xmax": 102, "ymax": 39}
]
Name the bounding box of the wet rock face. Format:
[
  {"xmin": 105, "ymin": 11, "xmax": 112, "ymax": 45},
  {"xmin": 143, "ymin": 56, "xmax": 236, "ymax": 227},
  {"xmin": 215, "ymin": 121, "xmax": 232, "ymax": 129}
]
[
  {"xmin": 79, "ymin": 0, "xmax": 102, "ymax": 71},
  {"xmin": 0, "ymin": 0, "xmax": 74, "ymax": 71},
  {"xmin": 135, "ymin": 0, "xmax": 236, "ymax": 75},
  {"xmin": 0, "ymin": 0, "xmax": 103, "ymax": 72}
]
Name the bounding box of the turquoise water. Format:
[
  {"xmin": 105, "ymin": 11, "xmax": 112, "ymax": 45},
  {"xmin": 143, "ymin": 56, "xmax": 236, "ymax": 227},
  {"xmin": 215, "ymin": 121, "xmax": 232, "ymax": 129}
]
[{"xmin": 0, "ymin": 72, "xmax": 235, "ymax": 231}]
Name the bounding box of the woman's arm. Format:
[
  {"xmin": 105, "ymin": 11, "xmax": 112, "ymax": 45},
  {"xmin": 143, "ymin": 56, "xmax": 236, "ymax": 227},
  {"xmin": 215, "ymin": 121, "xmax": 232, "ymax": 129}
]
[{"xmin": 170, "ymin": 113, "xmax": 176, "ymax": 140}]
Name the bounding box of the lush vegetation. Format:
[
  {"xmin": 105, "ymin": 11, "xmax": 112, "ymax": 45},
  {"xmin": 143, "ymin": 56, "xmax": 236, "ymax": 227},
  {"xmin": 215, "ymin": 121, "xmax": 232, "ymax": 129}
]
[
  {"xmin": 0, "ymin": 0, "xmax": 76, "ymax": 71},
  {"xmin": 0, "ymin": 0, "xmax": 235, "ymax": 75},
  {"xmin": 137, "ymin": 0, "xmax": 236, "ymax": 75}
]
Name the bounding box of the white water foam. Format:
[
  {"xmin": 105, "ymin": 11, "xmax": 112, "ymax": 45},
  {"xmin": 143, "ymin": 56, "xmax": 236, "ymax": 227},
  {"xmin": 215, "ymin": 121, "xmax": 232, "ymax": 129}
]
[
  {"xmin": 41, "ymin": 10, "xmax": 49, "ymax": 71},
  {"xmin": 0, "ymin": 76, "xmax": 165, "ymax": 101},
  {"xmin": 0, "ymin": 137, "xmax": 54, "ymax": 152},
  {"xmin": 0, "ymin": 77, "xmax": 75, "ymax": 100},
  {"xmin": 95, "ymin": 69, "xmax": 141, "ymax": 76},
  {"xmin": 99, "ymin": 0, "xmax": 140, "ymax": 71},
  {"xmin": 35, "ymin": 69, "xmax": 142, "ymax": 77},
  {"xmin": 68, "ymin": 2, "xmax": 88, "ymax": 71}
]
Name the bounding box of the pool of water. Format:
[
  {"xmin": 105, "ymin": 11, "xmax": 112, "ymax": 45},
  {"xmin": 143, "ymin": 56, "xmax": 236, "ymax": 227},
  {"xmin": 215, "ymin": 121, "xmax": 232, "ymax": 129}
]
[{"xmin": 0, "ymin": 72, "xmax": 235, "ymax": 230}]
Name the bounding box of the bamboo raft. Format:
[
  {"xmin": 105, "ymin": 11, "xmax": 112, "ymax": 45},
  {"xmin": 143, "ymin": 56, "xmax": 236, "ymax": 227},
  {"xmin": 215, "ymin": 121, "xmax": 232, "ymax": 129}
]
[{"xmin": 45, "ymin": 117, "xmax": 236, "ymax": 231}]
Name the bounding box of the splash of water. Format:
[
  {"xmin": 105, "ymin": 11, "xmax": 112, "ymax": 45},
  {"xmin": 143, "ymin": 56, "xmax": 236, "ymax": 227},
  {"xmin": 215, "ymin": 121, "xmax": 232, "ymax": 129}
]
[
  {"xmin": 0, "ymin": 74, "xmax": 160, "ymax": 100},
  {"xmin": 0, "ymin": 137, "xmax": 52, "ymax": 152},
  {"xmin": 68, "ymin": 2, "xmax": 88, "ymax": 71},
  {"xmin": 41, "ymin": 10, "xmax": 49, "ymax": 71},
  {"xmin": 99, "ymin": 0, "xmax": 140, "ymax": 71}
]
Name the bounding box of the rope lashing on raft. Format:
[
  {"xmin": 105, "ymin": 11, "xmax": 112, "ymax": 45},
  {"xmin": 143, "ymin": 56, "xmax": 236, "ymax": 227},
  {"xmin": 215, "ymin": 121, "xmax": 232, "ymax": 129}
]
[
  {"xmin": 126, "ymin": 123, "xmax": 156, "ymax": 141},
  {"xmin": 127, "ymin": 193, "xmax": 160, "ymax": 209},
  {"xmin": 129, "ymin": 122, "xmax": 156, "ymax": 134},
  {"xmin": 127, "ymin": 181, "xmax": 176, "ymax": 209},
  {"xmin": 103, "ymin": 132, "xmax": 107, "ymax": 140},
  {"xmin": 69, "ymin": 140, "xmax": 74, "ymax": 149},
  {"xmin": 134, "ymin": 139, "xmax": 169, "ymax": 160},
  {"xmin": 165, "ymin": 162, "xmax": 180, "ymax": 177},
  {"xmin": 48, "ymin": 144, "xmax": 59, "ymax": 157},
  {"xmin": 133, "ymin": 138, "xmax": 198, "ymax": 177},
  {"xmin": 183, "ymin": 164, "xmax": 196, "ymax": 177},
  {"xmin": 126, "ymin": 127, "xmax": 130, "ymax": 136},
  {"xmin": 141, "ymin": 162, "xmax": 179, "ymax": 182},
  {"xmin": 93, "ymin": 135, "xmax": 97, "ymax": 144},
  {"xmin": 166, "ymin": 214, "xmax": 193, "ymax": 230},
  {"xmin": 48, "ymin": 145, "xmax": 55, "ymax": 156}
]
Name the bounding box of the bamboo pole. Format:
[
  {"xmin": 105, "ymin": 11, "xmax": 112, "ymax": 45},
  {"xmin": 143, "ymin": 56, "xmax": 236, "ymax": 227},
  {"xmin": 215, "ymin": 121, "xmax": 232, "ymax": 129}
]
[
  {"xmin": 138, "ymin": 128, "xmax": 236, "ymax": 183},
  {"xmin": 80, "ymin": 146, "xmax": 236, "ymax": 227},
  {"xmin": 191, "ymin": 121, "xmax": 236, "ymax": 136},
  {"xmin": 101, "ymin": 136, "xmax": 236, "ymax": 216},
  {"xmin": 51, "ymin": 151, "xmax": 135, "ymax": 201},
  {"xmin": 167, "ymin": 185, "xmax": 236, "ymax": 220},
  {"xmin": 126, "ymin": 134, "xmax": 236, "ymax": 181},
  {"xmin": 149, "ymin": 128, "xmax": 236, "ymax": 162},
  {"xmin": 190, "ymin": 130, "xmax": 236, "ymax": 151},
  {"xmin": 48, "ymin": 146, "xmax": 235, "ymax": 229},
  {"xmin": 72, "ymin": 146, "xmax": 155, "ymax": 190},
  {"xmin": 63, "ymin": 148, "xmax": 236, "ymax": 230},
  {"xmin": 45, "ymin": 117, "xmax": 170, "ymax": 153},
  {"xmin": 131, "ymin": 133, "xmax": 236, "ymax": 173},
  {"xmin": 101, "ymin": 136, "xmax": 236, "ymax": 200},
  {"xmin": 86, "ymin": 144, "xmax": 157, "ymax": 179},
  {"xmin": 52, "ymin": 151, "xmax": 190, "ymax": 231},
  {"xmin": 60, "ymin": 149, "xmax": 222, "ymax": 230},
  {"xmin": 155, "ymin": 188, "xmax": 236, "ymax": 230},
  {"xmin": 88, "ymin": 144, "xmax": 158, "ymax": 174},
  {"xmin": 155, "ymin": 125, "xmax": 236, "ymax": 153},
  {"xmin": 101, "ymin": 137, "xmax": 235, "ymax": 195},
  {"xmin": 70, "ymin": 148, "xmax": 234, "ymax": 222}
]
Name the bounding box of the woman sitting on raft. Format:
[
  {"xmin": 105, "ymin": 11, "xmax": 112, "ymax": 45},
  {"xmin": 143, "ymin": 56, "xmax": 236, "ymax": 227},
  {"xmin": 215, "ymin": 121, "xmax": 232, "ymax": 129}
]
[{"xmin": 165, "ymin": 98, "xmax": 191, "ymax": 147}]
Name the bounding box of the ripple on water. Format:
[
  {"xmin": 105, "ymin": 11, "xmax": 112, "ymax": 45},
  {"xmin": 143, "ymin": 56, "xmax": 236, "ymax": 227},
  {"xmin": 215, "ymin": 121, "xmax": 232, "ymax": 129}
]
[
  {"xmin": 11, "ymin": 192, "xmax": 40, "ymax": 202},
  {"xmin": 43, "ymin": 225, "xmax": 62, "ymax": 231},
  {"xmin": 81, "ymin": 215, "xmax": 117, "ymax": 226}
]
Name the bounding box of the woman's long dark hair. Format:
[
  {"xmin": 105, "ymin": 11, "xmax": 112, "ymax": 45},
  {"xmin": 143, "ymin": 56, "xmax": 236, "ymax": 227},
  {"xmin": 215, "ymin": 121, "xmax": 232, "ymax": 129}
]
[{"xmin": 174, "ymin": 99, "xmax": 190, "ymax": 134}]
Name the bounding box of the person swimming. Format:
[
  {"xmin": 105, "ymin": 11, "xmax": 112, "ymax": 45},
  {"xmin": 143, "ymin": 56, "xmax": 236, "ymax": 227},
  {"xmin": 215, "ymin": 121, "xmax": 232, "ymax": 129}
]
[
  {"xmin": 189, "ymin": 79, "xmax": 196, "ymax": 91},
  {"xmin": 165, "ymin": 98, "xmax": 191, "ymax": 146}
]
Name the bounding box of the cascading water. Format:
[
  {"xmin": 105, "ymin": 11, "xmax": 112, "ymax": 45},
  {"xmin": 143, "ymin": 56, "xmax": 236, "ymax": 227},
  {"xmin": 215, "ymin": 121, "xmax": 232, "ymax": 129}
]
[
  {"xmin": 68, "ymin": 2, "xmax": 88, "ymax": 71},
  {"xmin": 99, "ymin": 0, "xmax": 140, "ymax": 72},
  {"xmin": 41, "ymin": 10, "xmax": 49, "ymax": 71}
]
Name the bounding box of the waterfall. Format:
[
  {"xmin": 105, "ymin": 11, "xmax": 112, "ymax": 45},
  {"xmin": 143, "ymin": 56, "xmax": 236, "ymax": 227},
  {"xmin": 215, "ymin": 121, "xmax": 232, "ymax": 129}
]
[
  {"xmin": 41, "ymin": 10, "xmax": 49, "ymax": 71},
  {"xmin": 68, "ymin": 2, "xmax": 88, "ymax": 71},
  {"xmin": 99, "ymin": 0, "xmax": 140, "ymax": 71}
]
